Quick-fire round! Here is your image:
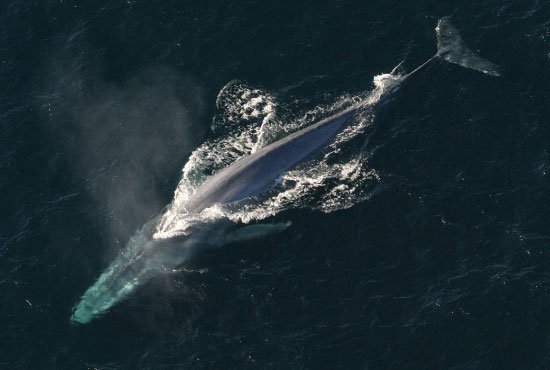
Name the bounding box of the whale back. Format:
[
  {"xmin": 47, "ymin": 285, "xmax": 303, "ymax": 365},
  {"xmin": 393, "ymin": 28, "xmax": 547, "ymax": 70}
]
[{"xmin": 183, "ymin": 108, "xmax": 357, "ymax": 213}]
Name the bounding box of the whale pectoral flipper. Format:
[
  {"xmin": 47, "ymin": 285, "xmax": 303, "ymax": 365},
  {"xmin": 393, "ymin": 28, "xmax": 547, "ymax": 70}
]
[{"xmin": 225, "ymin": 221, "xmax": 292, "ymax": 244}]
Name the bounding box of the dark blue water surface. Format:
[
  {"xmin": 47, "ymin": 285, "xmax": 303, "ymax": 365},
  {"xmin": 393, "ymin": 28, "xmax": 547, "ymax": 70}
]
[{"xmin": 2, "ymin": 1, "xmax": 550, "ymax": 369}]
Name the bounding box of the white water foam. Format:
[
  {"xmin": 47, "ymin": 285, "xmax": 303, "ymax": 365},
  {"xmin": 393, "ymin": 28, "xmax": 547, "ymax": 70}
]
[{"xmin": 154, "ymin": 71, "xmax": 402, "ymax": 239}]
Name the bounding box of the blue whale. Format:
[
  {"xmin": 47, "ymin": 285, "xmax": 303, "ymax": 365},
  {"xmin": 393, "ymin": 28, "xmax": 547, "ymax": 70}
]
[{"xmin": 71, "ymin": 18, "xmax": 499, "ymax": 324}]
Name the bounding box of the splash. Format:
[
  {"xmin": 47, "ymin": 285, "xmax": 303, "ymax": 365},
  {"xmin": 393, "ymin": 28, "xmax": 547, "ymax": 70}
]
[{"xmin": 154, "ymin": 70, "xmax": 402, "ymax": 239}]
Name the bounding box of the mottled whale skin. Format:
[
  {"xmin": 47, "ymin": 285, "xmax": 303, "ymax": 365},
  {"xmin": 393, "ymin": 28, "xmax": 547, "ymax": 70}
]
[
  {"xmin": 71, "ymin": 18, "xmax": 500, "ymax": 324},
  {"xmin": 183, "ymin": 108, "xmax": 357, "ymax": 213}
]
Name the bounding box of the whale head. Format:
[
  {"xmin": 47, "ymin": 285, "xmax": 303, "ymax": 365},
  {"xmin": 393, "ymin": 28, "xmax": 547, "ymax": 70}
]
[{"xmin": 70, "ymin": 220, "xmax": 192, "ymax": 324}]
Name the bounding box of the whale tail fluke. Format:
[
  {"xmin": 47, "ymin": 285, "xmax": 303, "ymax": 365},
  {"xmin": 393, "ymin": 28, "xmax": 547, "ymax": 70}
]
[{"xmin": 436, "ymin": 17, "xmax": 500, "ymax": 76}]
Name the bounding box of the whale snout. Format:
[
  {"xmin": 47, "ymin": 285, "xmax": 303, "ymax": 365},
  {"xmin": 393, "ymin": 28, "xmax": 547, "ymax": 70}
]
[{"xmin": 70, "ymin": 234, "xmax": 164, "ymax": 324}]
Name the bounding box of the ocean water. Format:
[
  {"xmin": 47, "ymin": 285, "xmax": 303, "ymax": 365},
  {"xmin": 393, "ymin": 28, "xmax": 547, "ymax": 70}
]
[{"xmin": 1, "ymin": 1, "xmax": 550, "ymax": 369}]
